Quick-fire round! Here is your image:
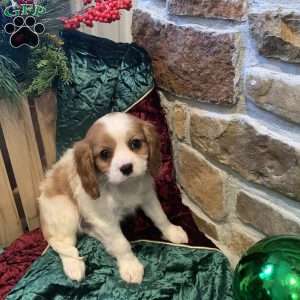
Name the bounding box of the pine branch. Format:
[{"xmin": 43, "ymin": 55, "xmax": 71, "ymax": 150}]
[
  {"xmin": 0, "ymin": 55, "xmax": 22, "ymax": 103},
  {"xmin": 25, "ymin": 34, "xmax": 72, "ymax": 97}
]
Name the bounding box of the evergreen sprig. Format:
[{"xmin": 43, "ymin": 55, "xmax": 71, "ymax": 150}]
[
  {"xmin": 0, "ymin": 55, "xmax": 22, "ymax": 103},
  {"xmin": 25, "ymin": 34, "xmax": 72, "ymax": 97}
]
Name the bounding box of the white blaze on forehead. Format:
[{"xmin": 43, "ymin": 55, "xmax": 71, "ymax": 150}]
[{"xmin": 95, "ymin": 113, "xmax": 135, "ymax": 142}]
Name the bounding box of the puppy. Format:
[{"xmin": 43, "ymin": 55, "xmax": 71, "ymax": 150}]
[{"xmin": 38, "ymin": 112, "xmax": 188, "ymax": 284}]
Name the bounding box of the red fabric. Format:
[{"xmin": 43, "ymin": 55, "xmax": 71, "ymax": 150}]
[
  {"xmin": 126, "ymin": 90, "xmax": 215, "ymax": 247},
  {"xmin": 0, "ymin": 229, "xmax": 47, "ymax": 300},
  {"xmin": 0, "ymin": 90, "xmax": 215, "ymax": 299}
]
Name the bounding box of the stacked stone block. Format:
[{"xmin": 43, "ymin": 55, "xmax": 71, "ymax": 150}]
[{"xmin": 132, "ymin": 0, "xmax": 300, "ymax": 264}]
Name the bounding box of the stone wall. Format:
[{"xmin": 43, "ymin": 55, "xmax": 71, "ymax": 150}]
[{"xmin": 132, "ymin": 0, "xmax": 300, "ymax": 265}]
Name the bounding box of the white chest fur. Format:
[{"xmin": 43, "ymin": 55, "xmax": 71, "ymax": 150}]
[{"xmin": 76, "ymin": 174, "xmax": 153, "ymax": 225}]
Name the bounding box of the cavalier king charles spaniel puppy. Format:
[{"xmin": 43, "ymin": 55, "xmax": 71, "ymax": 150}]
[{"xmin": 38, "ymin": 112, "xmax": 188, "ymax": 284}]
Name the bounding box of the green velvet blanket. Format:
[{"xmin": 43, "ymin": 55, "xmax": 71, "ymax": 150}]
[
  {"xmin": 5, "ymin": 30, "xmax": 234, "ymax": 300},
  {"xmin": 7, "ymin": 237, "xmax": 233, "ymax": 300},
  {"xmin": 56, "ymin": 30, "xmax": 154, "ymax": 156}
]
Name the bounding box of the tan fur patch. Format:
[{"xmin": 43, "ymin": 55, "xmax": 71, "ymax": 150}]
[
  {"xmin": 86, "ymin": 123, "xmax": 117, "ymax": 174},
  {"xmin": 142, "ymin": 121, "xmax": 161, "ymax": 177},
  {"xmin": 43, "ymin": 166, "xmax": 74, "ymax": 199},
  {"xmin": 74, "ymin": 142, "xmax": 100, "ymax": 200},
  {"xmin": 86, "ymin": 123, "xmax": 116, "ymax": 150},
  {"xmin": 73, "ymin": 122, "xmax": 119, "ymax": 199},
  {"xmin": 128, "ymin": 116, "xmax": 161, "ymax": 177},
  {"xmin": 125, "ymin": 123, "xmax": 149, "ymax": 158}
]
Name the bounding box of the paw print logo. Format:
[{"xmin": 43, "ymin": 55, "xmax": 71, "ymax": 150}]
[{"xmin": 4, "ymin": 16, "xmax": 45, "ymax": 48}]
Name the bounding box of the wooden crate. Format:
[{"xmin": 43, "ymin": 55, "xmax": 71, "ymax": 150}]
[{"xmin": 0, "ymin": 90, "xmax": 57, "ymax": 246}]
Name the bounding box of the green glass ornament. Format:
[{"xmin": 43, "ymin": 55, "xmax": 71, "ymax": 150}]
[{"xmin": 233, "ymin": 235, "xmax": 300, "ymax": 300}]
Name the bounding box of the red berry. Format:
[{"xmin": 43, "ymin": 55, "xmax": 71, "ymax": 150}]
[{"xmin": 62, "ymin": 0, "xmax": 132, "ymax": 28}]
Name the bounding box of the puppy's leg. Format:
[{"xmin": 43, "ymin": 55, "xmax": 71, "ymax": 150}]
[
  {"xmin": 39, "ymin": 195, "xmax": 85, "ymax": 282},
  {"xmin": 141, "ymin": 193, "xmax": 189, "ymax": 244},
  {"xmin": 87, "ymin": 222, "xmax": 144, "ymax": 284}
]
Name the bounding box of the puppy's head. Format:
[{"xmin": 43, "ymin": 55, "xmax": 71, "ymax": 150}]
[{"xmin": 74, "ymin": 113, "xmax": 161, "ymax": 199}]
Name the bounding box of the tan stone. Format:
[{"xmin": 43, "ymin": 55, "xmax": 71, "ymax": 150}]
[
  {"xmin": 190, "ymin": 109, "xmax": 300, "ymax": 201},
  {"xmin": 177, "ymin": 144, "xmax": 227, "ymax": 221},
  {"xmin": 192, "ymin": 213, "xmax": 219, "ymax": 240},
  {"xmin": 173, "ymin": 104, "xmax": 187, "ymax": 140},
  {"xmin": 167, "ymin": 0, "xmax": 248, "ymax": 21},
  {"xmin": 246, "ymin": 67, "xmax": 300, "ymax": 124},
  {"xmin": 250, "ymin": 10, "xmax": 300, "ymax": 63},
  {"xmin": 237, "ymin": 191, "xmax": 300, "ymax": 235},
  {"xmin": 132, "ymin": 9, "xmax": 242, "ymax": 105},
  {"xmin": 227, "ymin": 225, "xmax": 261, "ymax": 256},
  {"xmin": 159, "ymin": 92, "xmax": 174, "ymax": 129}
]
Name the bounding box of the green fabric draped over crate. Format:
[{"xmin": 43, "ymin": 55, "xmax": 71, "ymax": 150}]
[
  {"xmin": 56, "ymin": 30, "xmax": 154, "ymax": 156},
  {"xmin": 4, "ymin": 30, "xmax": 235, "ymax": 300},
  {"xmin": 7, "ymin": 237, "xmax": 233, "ymax": 300}
]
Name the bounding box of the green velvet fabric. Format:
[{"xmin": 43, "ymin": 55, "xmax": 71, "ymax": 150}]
[
  {"xmin": 7, "ymin": 237, "xmax": 233, "ymax": 300},
  {"xmin": 56, "ymin": 30, "xmax": 154, "ymax": 157}
]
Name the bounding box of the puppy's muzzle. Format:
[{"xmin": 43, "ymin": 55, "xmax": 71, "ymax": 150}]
[{"xmin": 120, "ymin": 163, "xmax": 133, "ymax": 176}]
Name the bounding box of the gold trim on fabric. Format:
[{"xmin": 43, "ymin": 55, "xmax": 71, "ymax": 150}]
[
  {"xmin": 124, "ymin": 86, "xmax": 155, "ymax": 112},
  {"xmin": 131, "ymin": 239, "xmax": 222, "ymax": 253}
]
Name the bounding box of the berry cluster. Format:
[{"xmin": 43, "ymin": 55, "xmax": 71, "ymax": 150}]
[
  {"xmin": 63, "ymin": 0, "xmax": 132, "ymax": 29},
  {"xmin": 17, "ymin": 0, "xmax": 34, "ymax": 4}
]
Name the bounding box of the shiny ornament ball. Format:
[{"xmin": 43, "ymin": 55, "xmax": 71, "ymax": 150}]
[{"xmin": 233, "ymin": 235, "xmax": 300, "ymax": 300}]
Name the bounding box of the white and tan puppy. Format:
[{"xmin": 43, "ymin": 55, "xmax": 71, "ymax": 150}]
[{"xmin": 38, "ymin": 112, "xmax": 188, "ymax": 284}]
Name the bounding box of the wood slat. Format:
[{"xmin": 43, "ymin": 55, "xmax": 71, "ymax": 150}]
[
  {"xmin": 0, "ymin": 151, "xmax": 23, "ymax": 246},
  {"xmin": 0, "ymin": 99, "xmax": 44, "ymax": 230},
  {"xmin": 118, "ymin": 9, "xmax": 133, "ymax": 43},
  {"xmin": 95, "ymin": 22, "xmax": 120, "ymax": 42},
  {"xmin": 34, "ymin": 90, "xmax": 57, "ymax": 168}
]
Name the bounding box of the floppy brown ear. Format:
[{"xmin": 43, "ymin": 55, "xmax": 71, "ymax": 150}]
[
  {"xmin": 74, "ymin": 141, "xmax": 100, "ymax": 199},
  {"xmin": 142, "ymin": 121, "xmax": 161, "ymax": 177}
]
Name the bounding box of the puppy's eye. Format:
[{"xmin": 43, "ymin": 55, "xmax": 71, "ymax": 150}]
[
  {"xmin": 99, "ymin": 149, "xmax": 112, "ymax": 161},
  {"xmin": 129, "ymin": 139, "xmax": 142, "ymax": 151}
]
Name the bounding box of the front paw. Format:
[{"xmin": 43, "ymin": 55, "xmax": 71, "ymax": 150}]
[
  {"xmin": 62, "ymin": 257, "xmax": 86, "ymax": 282},
  {"xmin": 118, "ymin": 256, "xmax": 144, "ymax": 284},
  {"xmin": 163, "ymin": 224, "xmax": 189, "ymax": 244}
]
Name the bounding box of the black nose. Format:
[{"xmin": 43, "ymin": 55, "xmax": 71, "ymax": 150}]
[{"xmin": 120, "ymin": 163, "xmax": 133, "ymax": 176}]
